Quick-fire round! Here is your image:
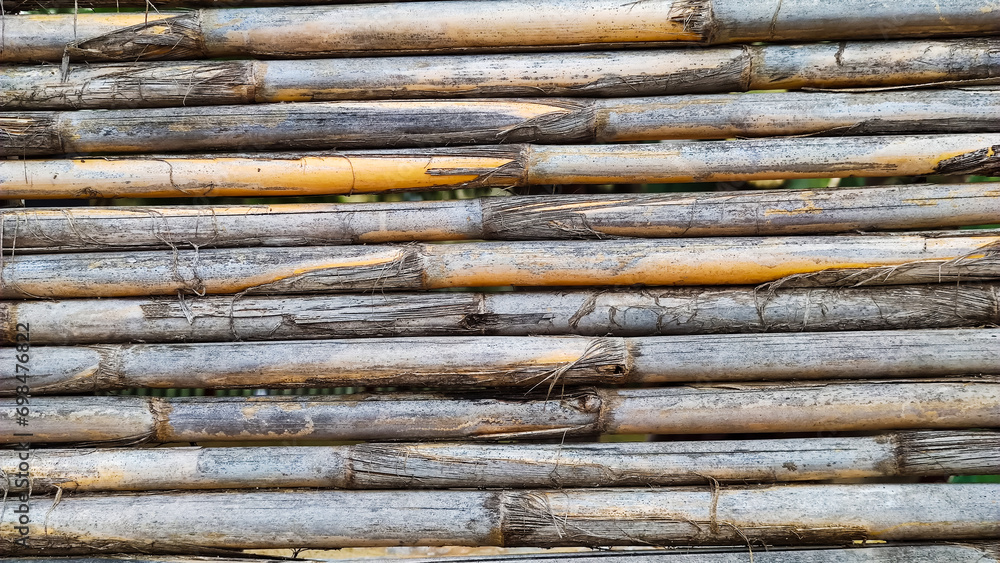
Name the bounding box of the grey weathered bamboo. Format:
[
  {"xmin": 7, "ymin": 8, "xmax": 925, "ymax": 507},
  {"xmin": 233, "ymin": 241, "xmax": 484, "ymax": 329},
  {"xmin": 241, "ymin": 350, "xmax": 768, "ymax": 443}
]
[
  {"xmin": 4, "ymin": 234, "xmax": 999, "ymax": 299},
  {"xmin": 6, "ymin": 328, "xmax": 1000, "ymax": 394},
  {"xmin": 5, "ymin": 284, "xmax": 999, "ymax": 344},
  {"xmin": 5, "ymin": 184, "xmax": 1000, "ymax": 253},
  {"xmin": 5, "ymin": 134, "xmax": 1000, "ymax": 199},
  {"xmin": 2, "ymin": 431, "xmax": 996, "ymax": 492},
  {"xmin": 5, "ymin": 38, "xmax": 998, "ymax": 110},
  {"xmin": 3, "ymin": 381, "xmax": 998, "ymax": 443},
  {"xmin": 2, "ymin": 484, "xmax": 999, "ymax": 554},
  {"xmin": 10, "ymin": 90, "xmax": 1000, "ymax": 156},
  {"xmin": 4, "ymin": 0, "xmax": 1000, "ymax": 63}
]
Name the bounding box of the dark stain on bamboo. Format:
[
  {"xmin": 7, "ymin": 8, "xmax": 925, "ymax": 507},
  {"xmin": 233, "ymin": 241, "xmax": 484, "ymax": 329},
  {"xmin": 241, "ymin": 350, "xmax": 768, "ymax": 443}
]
[{"xmin": 936, "ymin": 144, "xmax": 1000, "ymax": 176}]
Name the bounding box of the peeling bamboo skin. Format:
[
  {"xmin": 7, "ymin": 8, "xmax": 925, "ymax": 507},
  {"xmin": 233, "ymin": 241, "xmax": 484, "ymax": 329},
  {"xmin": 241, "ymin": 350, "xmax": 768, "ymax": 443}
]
[
  {"xmin": 2, "ymin": 431, "xmax": 997, "ymax": 492},
  {"xmin": 4, "ymin": 235, "xmax": 1000, "ymax": 298},
  {"xmin": 2, "ymin": 485, "xmax": 999, "ymax": 553},
  {"xmin": 6, "ymin": 184, "xmax": 1000, "ymax": 252},
  {"xmin": 4, "ymin": 284, "xmax": 999, "ymax": 344}
]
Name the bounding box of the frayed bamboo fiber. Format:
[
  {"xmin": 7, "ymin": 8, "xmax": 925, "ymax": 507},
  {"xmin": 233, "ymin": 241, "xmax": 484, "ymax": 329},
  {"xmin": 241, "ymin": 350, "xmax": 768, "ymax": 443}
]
[
  {"xmin": 4, "ymin": 328, "xmax": 1000, "ymax": 394},
  {"xmin": 2, "ymin": 431, "xmax": 996, "ymax": 492},
  {"xmin": 4, "ymin": 38, "xmax": 998, "ymax": 110},
  {"xmin": 4, "ymin": 134, "xmax": 1000, "ymax": 199},
  {"xmin": 3, "ymin": 0, "xmax": 999, "ymax": 63},
  {"xmin": 3, "ymin": 284, "xmax": 997, "ymax": 344},
  {"xmin": 3, "ymin": 234, "xmax": 999, "ymax": 299},
  {"xmin": 3, "ymin": 381, "xmax": 998, "ymax": 444},
  {"xmin": 5, "ymin": 184, "xmax": 1000, "ymax": 252},
  {"xmin": 1, "ymin": 485, "xmax": 999, "ymax": 554},
  {"xmin": 9, "ymin": 90, "xmax": 1000, "ymax": 156}
]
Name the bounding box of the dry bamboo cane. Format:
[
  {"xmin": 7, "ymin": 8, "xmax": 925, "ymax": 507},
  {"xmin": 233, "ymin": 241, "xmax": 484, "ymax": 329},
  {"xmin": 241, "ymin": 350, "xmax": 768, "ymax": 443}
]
[
  {"xmin": 4, "ymin": 184, "xmax": 1000, "ymax": 253},
  {"xmin": 1, "ymin": 431, "xmax": 996, "ymax": 492},
  {"xmin": 3, "ymin": 234, "xmax": 999, "ymax": 299},
  {"xmin": 2, "ymin": 381, "xmax": 998, "ymax": 444},
  {"xmin": 2, "ymin": 485, "xmax": 999, "ymax": 553},
  {"xmin": 3, "ymin": 283, "xmax": 998, "ymax": 344},
  {"xmin": 4, "ymin": 134, "xmax": 1000, "ymax": 200},
  {"xmin": 4, "ymin": 0, "xmax": 1000, "ymax": 63},
  {"xmin": 4, "ymin": 328, "xmax": 1000, "ymax": 394},
  {"xmin": 4, "ymin": 38, "xmax": 998, "ymax": 110},
  {"xmin": 9, "ymin": 90, "xmax": 1000, "ymax": 156}
]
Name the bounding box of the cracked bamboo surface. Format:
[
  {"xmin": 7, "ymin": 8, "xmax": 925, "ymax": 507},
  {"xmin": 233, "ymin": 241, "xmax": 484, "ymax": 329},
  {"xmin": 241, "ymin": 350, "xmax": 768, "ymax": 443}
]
[
  {"xmin": 2, "ymin": 431, "xmax": 996, "ymax": 492},
  {"xmin": 2, "ymin": 485, "xmax": 999, "ymax": 554},
  {"xmin": 4, "ymin": 38, "xmax": 998, "ymax": 110},
  {"xmin": 3, "ymin": 233, "xmax": 999, "ymax": 299},
  {"xmin": 4, "ymin": 284, "xmax": 998, "ymax": 344},
  {"xmin": 4, "ymin": 328, "xmax": 1000, "ymax": 394},
  {"xmin": 9, "ymin": 90, "xmax": 1000, "ymax": 156},
  {"xmin": 5, "ymin": 184, "xmax": 1000, "ymax": 252},
  {"xmin": 3, "ymin": 381, "xmax": 998, "ymax": 443},
  {"xmin": 3, "ymin": 0, "xmax": 1000, "ymax": 63},
  {"xmin": 4, "ymin": 134, "xmax": 1000, "ymax": 199}
]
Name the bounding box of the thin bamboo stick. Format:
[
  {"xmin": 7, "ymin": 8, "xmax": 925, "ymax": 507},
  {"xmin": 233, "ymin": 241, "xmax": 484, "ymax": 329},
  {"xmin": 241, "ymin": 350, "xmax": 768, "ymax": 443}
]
[
  {"xmin": 2, "ymin": 485, "xmax": 999, "ymax": 553},
  {"xmin": 4, "ymin": 0, "xmax": 1000, "ymax": 63},
  {"xmin": 5, "ymin": 184, "xmax": 1000, "ymax": 252},
  {"xmin": 8, "ymin": 90, "xmax": 1000, "ymax": 156},
  {"xmin": 4, "ymin": 38, "xmax": 998, "ymax": 110},
  {"xmin": 3, "ymin": 284, "xmax": 998, "ymax": 344},
  {"xmin": 2, "ymin": 431, "xmax": 996, "ymax": 492},
  {"xmin": 5, "ymin": 328, "xmax": 1000, "ymax": 394},
  {"xmin": 3, "ymin": 234, "xmax": 999, "ymax": 299},
  {"xmin": 3, "ymin": 381, "xmax": 998, "ymax": 443},
  {"xmin": 4, "ymin": 134, "xmax": 1000, "ymax": 200}
]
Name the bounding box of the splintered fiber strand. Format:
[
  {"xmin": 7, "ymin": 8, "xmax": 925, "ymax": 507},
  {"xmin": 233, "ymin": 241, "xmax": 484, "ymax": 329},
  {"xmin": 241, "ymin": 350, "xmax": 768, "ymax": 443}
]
[
  {"xmin": 3, "ymin": 234, "xmax": 1000, "ymax": 298},
  {"xmin": 2, "ymin": 0, "xmax": 999, "ymax": 63},
  {"xmin": 1, "ymin": 485, "xmax": 999, "ymax": 554},
  {"xmin": 3, "ymin": 382, "xmax": 998, "ymax": 444},
  {"xmin": 9, "ymin": 90, "xmax": 1000, "ymax": 156},
  {"xmin": 4, "ymin": 328, "xmax": 1000, "ymax": 394},
  {"xmin": 3, "ymin": 284, "xmax": 998, "ymax": 344},
  {"xmin": 2, "ymin": 431, "xmax": 996, "ymax": 492},
  {"xmin": 4, "ymin": 134, "xmax": 1000, "ymax": 199},
  {"xmin": 4, "ymin": 38, "xmax": 998, "ymax": 110},
  {"xmin": 4, "ymin": 184, "xmax": 1000, "ymax": 252}
]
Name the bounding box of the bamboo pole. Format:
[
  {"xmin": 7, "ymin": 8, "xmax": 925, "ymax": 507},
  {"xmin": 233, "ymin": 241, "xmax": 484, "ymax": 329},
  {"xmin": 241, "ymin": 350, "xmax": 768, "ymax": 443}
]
[
  {"xmin": 3, "ymin": 381, "xmax": 998, "ymax": 443},
  {"xmin": 9, "ymin": 90, "xmax": 1000, "ymax": 156},
  {"xmin": 4, "ymin": 0, "xmax": 1000, "ymax": 63},
  {"xmin": 2, "ymin": 485, "xmax": 999, "ymax": 553},
  {"xmin": 2, "ymin": 431, "xmax": 996, "ymax": 492},
  {"xmin": 3, "ymin": 284, "xmax": 998, "ymax": 344},
  {"xmin": 5, "ymin": 184, "xmax": 1000, "ymax": 253},
  {"xmin": 4, "ymin": 38, "xmax": 998, "ymax": 110},
  {"xmin": 5, "ymin": 328, "xmax": 1000, "ymax": 394},
  {"xmin": 4, "ymin": 134, "xmax": 1000, "ymax": 200},
  {"xmin": 3, "ymin": 234, "xmax": 999, "ymax": 299}
]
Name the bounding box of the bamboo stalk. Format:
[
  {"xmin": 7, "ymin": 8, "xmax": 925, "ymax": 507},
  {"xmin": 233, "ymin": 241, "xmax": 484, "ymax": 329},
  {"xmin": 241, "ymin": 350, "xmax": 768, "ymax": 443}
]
[
  {"xmin": 4, "ymin": 0, "xmax": 1000, "ymax": 63},
  {"xmin": 4, "ymin": 38, "xmax": 998, "ymax": 110},
  {"xmin": 5, "ymin": 184, "xmax": 1000, "ymax": 253},
  {"xmin": 3, "ymin": 284, "xmax": 998, "ymax": 344},
  {"xmin": 3, "ymin": 234, "xmax": 999, "ymax": 299},
  {"xmin": 3, "ymin": 381, "xmax": 998, "ymax": 443},
  {"xmin": 5, "ymin": 328, "xmax": 1000, "ymax": 394},
  {"xmin": 9, "ymin": 90, "xmax": 1000, "ymax": 156},
  {"xmin": 2, "ymin": 484, "xmax": 999, "ymax": 553},
  {"xmin": 4, "ymin": 134, "xmax": 1000, "ymax": 200},
  {"xmin": 2, "ymin": 431, "xmax": 996, "ymax": 492}
]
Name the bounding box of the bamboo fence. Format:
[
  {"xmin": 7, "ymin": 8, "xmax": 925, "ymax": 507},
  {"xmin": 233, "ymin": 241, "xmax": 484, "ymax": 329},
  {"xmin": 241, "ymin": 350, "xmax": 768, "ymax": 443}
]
[{"xmin": 4, "ymin": 38, "xmax": 998, "ymax": 110}]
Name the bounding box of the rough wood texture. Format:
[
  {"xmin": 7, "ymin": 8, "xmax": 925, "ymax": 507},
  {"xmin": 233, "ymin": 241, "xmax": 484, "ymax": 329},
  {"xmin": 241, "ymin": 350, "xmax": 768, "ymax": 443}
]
[
  {"xmin": 4, "ymin": 38, "xmax": 998, "ymax": 110},
  {"xmin": 3, "ymin": 234, "xmax": 999, "ymax": 298},
  {"xmin": 2, "ymin": 431, "xmax": 996, "ymax": 492},
  {"xmin": 3, "ymin": 381, "xmax": 998, "ymax": 443},
  {"xmin": 8, "ymin": 90, "xmax": 1000, "ymax": 156},
  {"xmin": 4, "ymin": 134, "xmax": 1000, "ymax": 199}
]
